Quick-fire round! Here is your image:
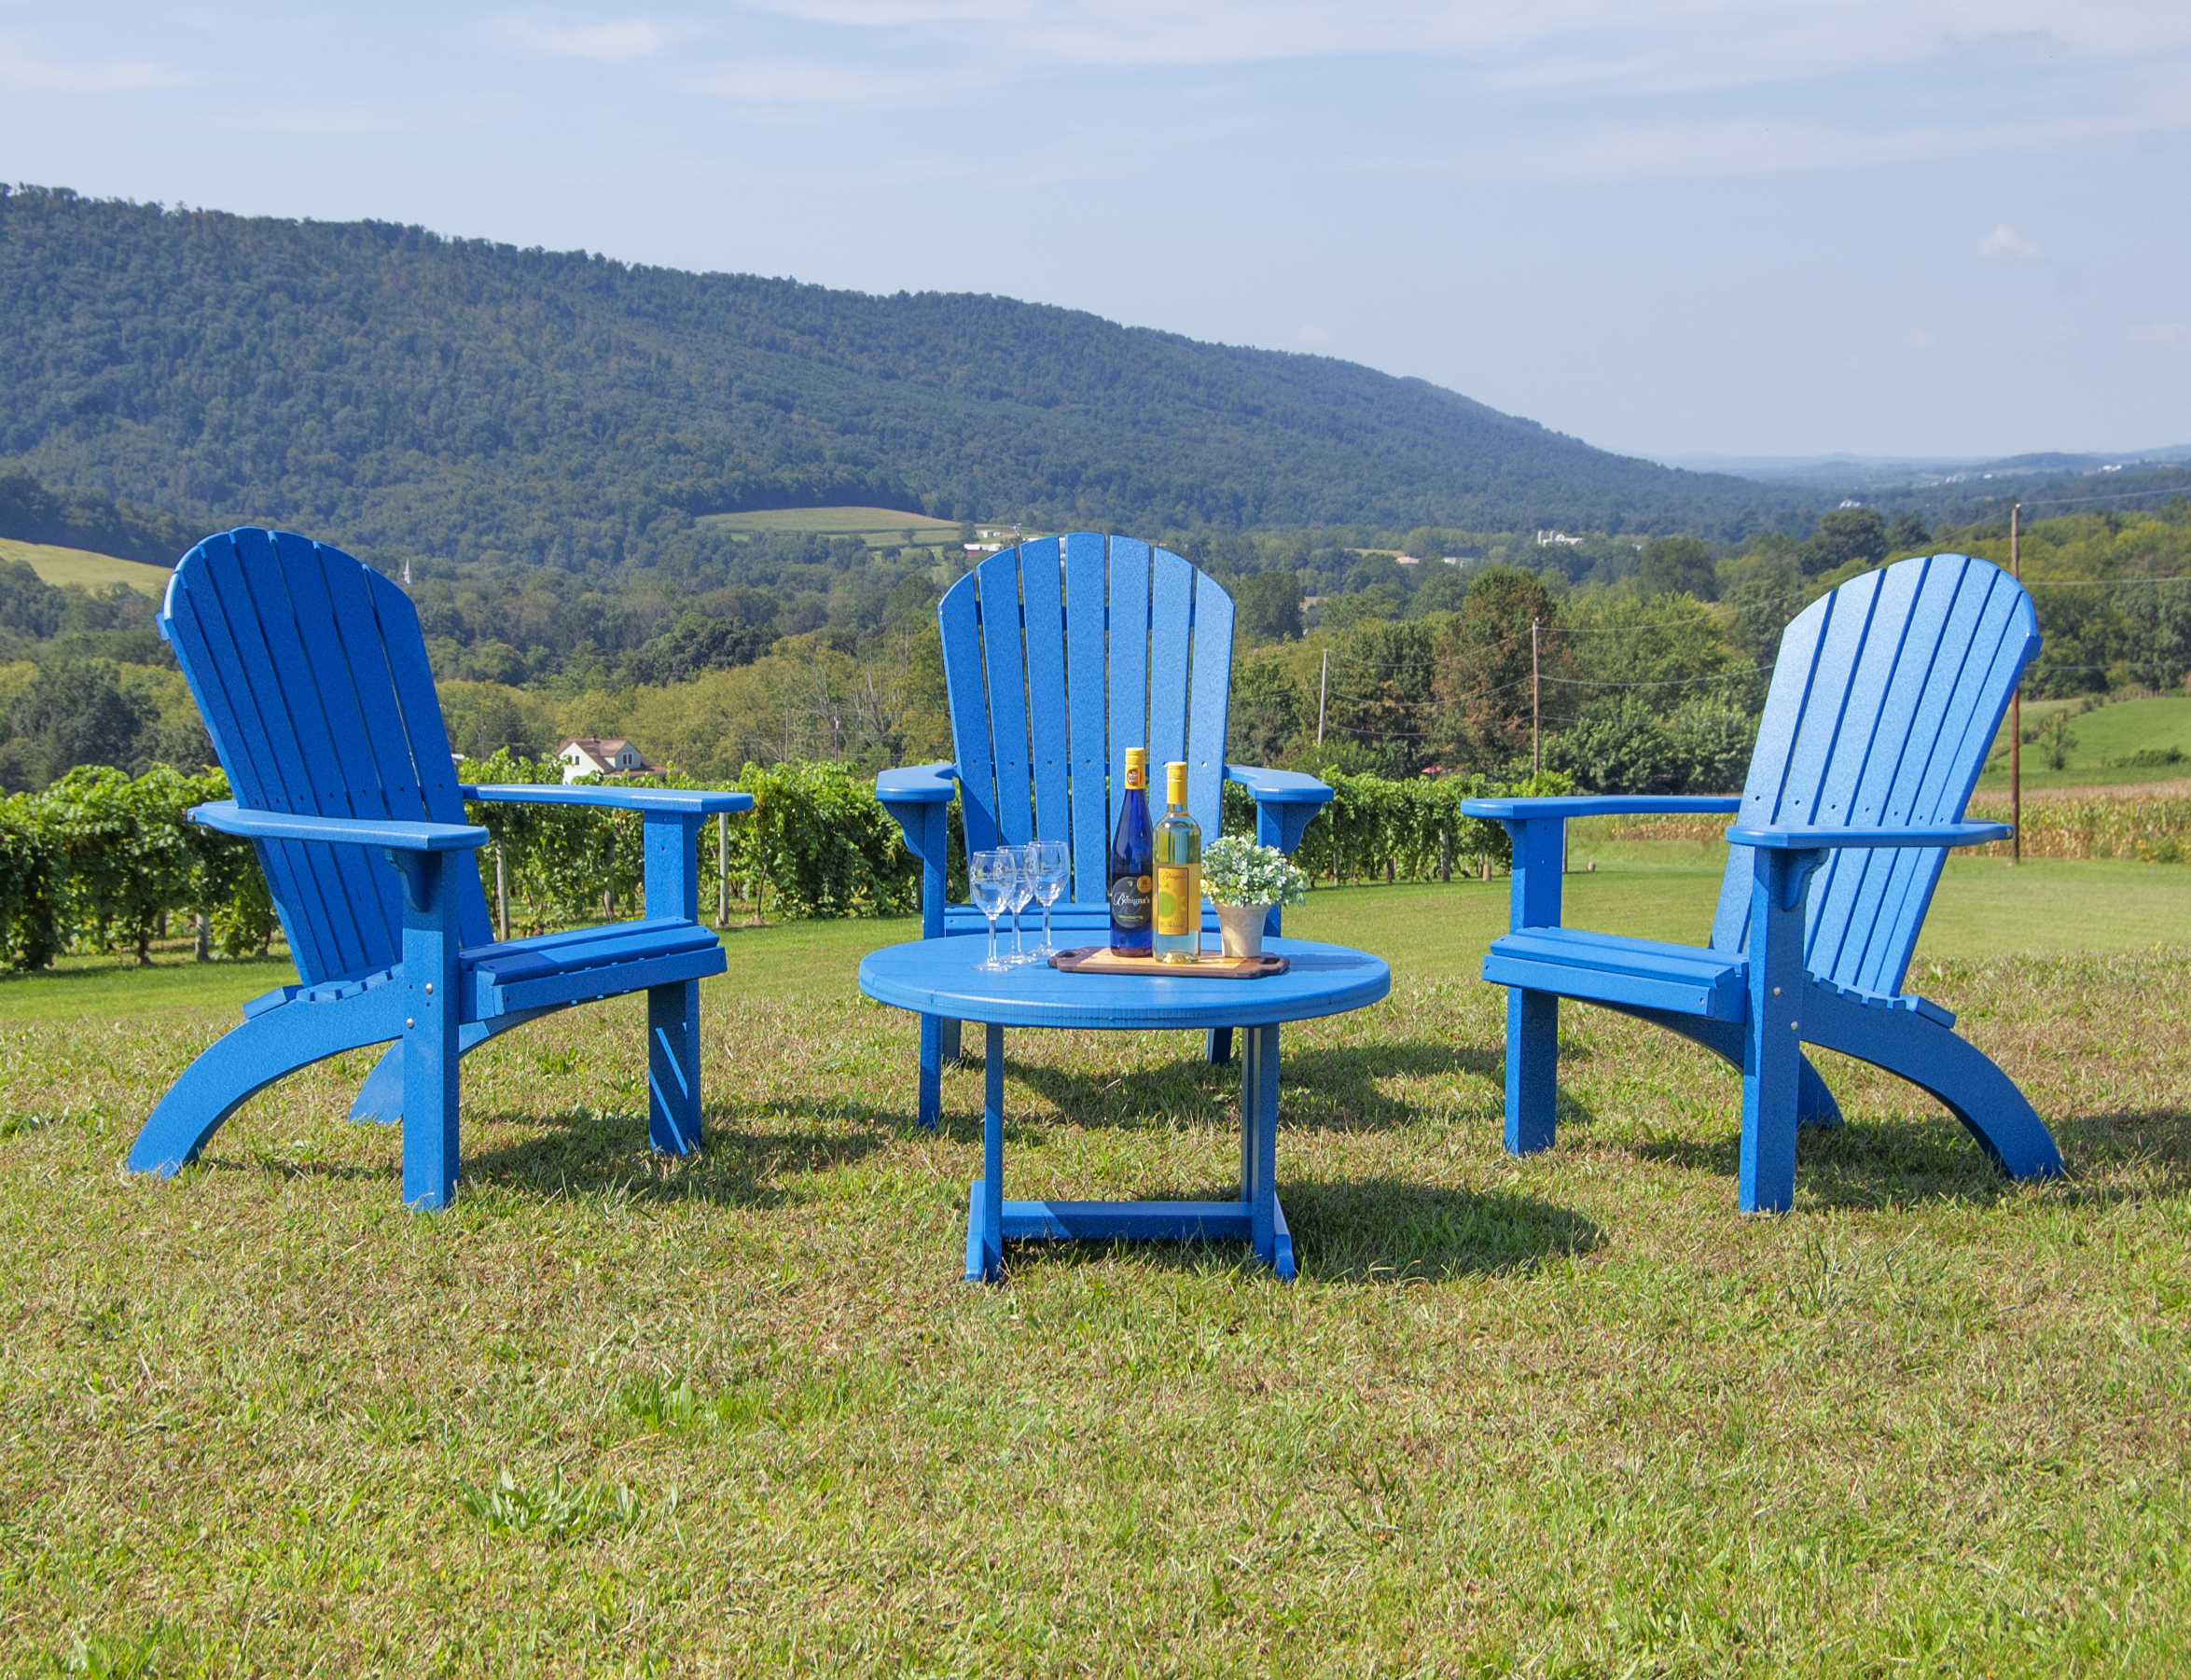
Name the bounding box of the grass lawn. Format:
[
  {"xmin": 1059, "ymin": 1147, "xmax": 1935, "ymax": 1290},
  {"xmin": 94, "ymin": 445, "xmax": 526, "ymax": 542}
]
[
  {"xmin": 2, "ymin": 852, "xmax": 2187, "ymax": 1673},
  {"xmin": 695, "ymin": 507, "xmax": 964, "ymax": 549},
  {"xmin": 0, "ymin": 535, "xmax": 172, "ymax": 596},
  {"xmin": 1978, "ymin": 695, "xmax": 2191, "ymax": 791}
]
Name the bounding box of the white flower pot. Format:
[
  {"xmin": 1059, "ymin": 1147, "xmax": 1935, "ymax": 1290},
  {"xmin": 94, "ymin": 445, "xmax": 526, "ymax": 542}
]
[{"xmin": 1214, "ymin": 902, "xmax": 1269, "ymax": 960}]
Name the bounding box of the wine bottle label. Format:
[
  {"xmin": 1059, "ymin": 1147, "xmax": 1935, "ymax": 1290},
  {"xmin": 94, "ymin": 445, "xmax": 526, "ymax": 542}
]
[
  {"xmin": 1109, "ymin": 871, "xmax": 1151, "ymax": 929},
  {"xmin": 1155, "ymin": 864, "xmax": 1200, "ymax": 936}
]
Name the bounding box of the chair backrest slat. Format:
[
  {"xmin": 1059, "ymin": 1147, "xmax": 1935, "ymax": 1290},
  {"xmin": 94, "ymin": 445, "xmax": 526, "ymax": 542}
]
[
  {"xmin": 161, "ymin": 529, "xmax": 493, "ymax": 987},
  {"xmin": 1062, "ymin": 532, "xmax": 1112, "ymax": 898},
  {"xmin": 1019, "ymin": 538, "xmax": 1073, "ymax": 846},
  {"xmin": 1104, "ymin": 537, "xmax": 1153, "ymax": 879},
  {"xmin": 1709, "ymin": 554, "xmax": 2037, "ymax": 995},
  {"xmin": 1146, "ymin": 548, "xmax": 1196, "ymax": 771},
  {"xmin": 1186, "ymin": 571, "xmax": 1234, "ymax": 829},
  {"xmin": 976, "ymin": 548, "xmax": 1035, "ymax": 846},
  {"xmin": 941, "ymin": 533, "xmax": 1234, "ymax": 906},
  {"xmin": 937, "ymin": 570, "xmax": 998, "ymax": 854}
]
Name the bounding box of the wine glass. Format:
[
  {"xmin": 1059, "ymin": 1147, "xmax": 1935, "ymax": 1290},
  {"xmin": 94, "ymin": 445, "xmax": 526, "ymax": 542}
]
[
  {"xmin": 1004, "ymin": 845, "xmax": 1037, "ymax": 962},
  {"xmin": 968, "ymin": 850, "xmax": 1014, "ymax": 972},
  {"xmin": 1031, "ymin": 840, "xmax": 1069, "ymax": 958}
]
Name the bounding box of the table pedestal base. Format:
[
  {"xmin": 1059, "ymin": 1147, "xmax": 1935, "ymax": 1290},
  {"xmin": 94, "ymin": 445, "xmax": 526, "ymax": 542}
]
[{"xmin": 964, "ymin": 1020, "xmax": 1293, "ymax": 1283}]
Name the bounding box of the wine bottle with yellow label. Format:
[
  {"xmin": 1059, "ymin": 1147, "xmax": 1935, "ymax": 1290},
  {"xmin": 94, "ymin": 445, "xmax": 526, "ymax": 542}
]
[
  {"xmin": 1107, "ymin": 747, "xmax": 1153, "ymax": 954},
  {"xmin": 1152, "ymin": 759, "xmax": 1202, "ymax": 963}
]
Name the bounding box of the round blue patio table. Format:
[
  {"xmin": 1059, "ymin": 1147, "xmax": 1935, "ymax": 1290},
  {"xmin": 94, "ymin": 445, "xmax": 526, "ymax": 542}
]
[{"xmin": 858, "ymin": 936, "xmax": 1391, "ymax": 1282}]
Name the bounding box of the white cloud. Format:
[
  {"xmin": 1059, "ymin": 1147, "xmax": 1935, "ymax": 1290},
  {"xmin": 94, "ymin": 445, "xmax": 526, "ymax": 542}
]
[
  {"xmin": 743, "ymin": 1, "xmax": 2191, "ymax": 80},
  {"xmin": 682, "ymin": 59, "xmax": 975, "ymax": 104},
  {"xmin": 1976, "ymin": 222, "xmax": 2043, "ymax": 260},
  {"xmin": 1901, "ymin": 328, "xmax": 1937, "ymax": 350},
  {"xmin": 2130, "ymin": 322, "xmax": 2189, "ymax": 347},
  {"xmin": 496, "ymin": 17, "xmax": 673, "ymax": 61},
  {"xmin": 0, "ymin": 42, "xmax": 192, "ymax": 92}
]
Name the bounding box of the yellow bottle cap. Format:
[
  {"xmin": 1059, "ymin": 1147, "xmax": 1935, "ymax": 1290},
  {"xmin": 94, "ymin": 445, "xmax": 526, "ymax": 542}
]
[
  {"xmin": 1124, "ymin": 746, "xmax": 1146, "ymax": 788},
  {"xmin": 1166, "ymin": 761, "xmax": 1187, "ymax": 803}
]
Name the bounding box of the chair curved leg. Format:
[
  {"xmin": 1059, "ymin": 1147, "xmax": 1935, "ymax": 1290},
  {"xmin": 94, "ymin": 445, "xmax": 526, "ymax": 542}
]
[
  {"xmin": 1802, "ymin": 983, "xmax": 2063, "ymax": 1180},
  {"xmin": 129, "ymin": 993, "xmax": 403, "ymax": 1177},
  {"xmin": 349, "ymin": 1007, "xmax": 559, "ymax": 1125}
]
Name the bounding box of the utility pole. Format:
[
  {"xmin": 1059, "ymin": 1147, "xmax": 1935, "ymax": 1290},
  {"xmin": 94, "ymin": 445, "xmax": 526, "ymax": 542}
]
[
  {"xmin": 1315, "ymin": 649, "xmax": 1329, "ymax": 747},
  {"xmin": 2010, "ymin": 504, "xmax": 2022, "ymax": 864},
  {"xmin": 1531, "ymin": 617, "xmax": 1542, "ymax": 777}
]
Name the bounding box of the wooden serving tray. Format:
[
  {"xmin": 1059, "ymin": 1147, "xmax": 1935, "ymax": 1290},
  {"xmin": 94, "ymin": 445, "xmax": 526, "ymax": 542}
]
[{"xmin": 1049, "ymin": 946, "xmax": 1289, "ymax": 979}]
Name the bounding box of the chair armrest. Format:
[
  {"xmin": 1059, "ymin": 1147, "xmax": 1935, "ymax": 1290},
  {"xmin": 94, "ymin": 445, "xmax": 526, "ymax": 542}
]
[
  {"xmin": 1224, "ymin": 765, "xmax": 1334, "ymax": 806},
  {"xmin": 875, "ymin": 763, "xmax": 960, "ymax": 806},
  {"xmin": 1226, "ymin": 765, "xmax": 1331, "ymax": 867},
  {"xmin": 1726, "ymin": 821, "xmax": 2010, "ymax": 851},
  {"xmin": 461, "ymin": 784, "xmax": 753, "ymax": 816},
  {"xmin": 190, "ymin": 799, "xmax": 488, "ymax": 852},
  {"xmin": 876, "ymin": 764, "xmax": 960, "ymax": 940},
  {"xmin": 1462, "ymin": 795, "xmax": 1742, "ymax": 821}
]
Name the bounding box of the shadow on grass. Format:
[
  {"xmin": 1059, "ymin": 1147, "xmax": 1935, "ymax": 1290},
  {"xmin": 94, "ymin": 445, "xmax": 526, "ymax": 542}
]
[
  {"xmin": 211, "ymin": 1098, "xmax": 897, "ymax": 1208},
  {"xmin": 995, "ymin": 1179, "xmax": 1599, "ymax": 1284},
  {"xmin": 1629, "ymin": 1104, "xmax": 2191, "ymax": 1212},
  {"xmin": 462, "ymin": 1098, "xmax": 895, "ymax": 1207},
  {"xmin": 1290, "ymin": 1177, "xmax": 1601, "ymax": 1282},
  {"xmin": 987, "ymin": 1037, "xmax": 1508, "ymax": 1139}
]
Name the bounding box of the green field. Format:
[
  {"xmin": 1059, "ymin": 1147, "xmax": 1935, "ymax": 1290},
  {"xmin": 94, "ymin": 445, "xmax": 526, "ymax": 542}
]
[
  {"xmin": 1979, "ymin": 694, "xmax": 2191, "ymax": 790},
  {"xmin": 3, "ymin": 857, "xmax": 2188, "ymax": 1673},
  {"xmin": 697, "ymin": 506, "xmax": 965, "ymax": 548},
  {"xmin": 0, "ymin": 535, "xmax": 172, "ymax": 596}
]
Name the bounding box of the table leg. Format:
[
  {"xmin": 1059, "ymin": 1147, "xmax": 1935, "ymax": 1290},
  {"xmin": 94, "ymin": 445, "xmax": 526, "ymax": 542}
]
[
  {"xmin": 964, "ymin": 1021, "xmax": 1006, "ymax": 1283},
  {"xmin": 1241, "ymin": 1022, "xmax": 1294, "ymax": 1280}
]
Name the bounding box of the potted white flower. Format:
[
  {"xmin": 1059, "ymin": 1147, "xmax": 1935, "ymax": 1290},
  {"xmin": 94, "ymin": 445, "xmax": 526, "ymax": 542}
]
[{"xmin": 1200, "ymin": 834, "xmax": 1310, "ymax": 960}]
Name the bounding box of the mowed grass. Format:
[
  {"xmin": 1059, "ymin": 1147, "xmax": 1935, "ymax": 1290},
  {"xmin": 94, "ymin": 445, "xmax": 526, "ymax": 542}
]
[
  {"xmin": 2, "ymin": 856, "xmax": 2188, "ymax": 1673},
  {"xmin": 696, "ymin": 506, "xmax": 963, "ymax": 548},
  {"xmin": 1978, "ymin": 694, "xmax": 2191, "ymax": 791},
  {"xmin": 0, "ymin": 535, "xmax": 172, "ymax": 596}
]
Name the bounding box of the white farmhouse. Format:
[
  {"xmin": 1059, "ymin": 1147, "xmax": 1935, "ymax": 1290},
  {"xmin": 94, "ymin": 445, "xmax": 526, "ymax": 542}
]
[{"xmin": 557, "ymin": 736, "xmax": 660, "ymax": 784}]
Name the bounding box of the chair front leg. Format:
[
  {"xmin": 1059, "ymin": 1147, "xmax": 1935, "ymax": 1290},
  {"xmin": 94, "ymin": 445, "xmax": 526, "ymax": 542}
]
[
  {"xmin": 1501, "ymin": 814, "xmax": 1569, "ymax": 1157},
  {"xmin": 648, "ymin": 979, "xmax": 702, "ymax": 1155},
  {"xmin": 393, "ymin": 850, "xmax": 465, "ymax": 1210},
  {"xmin": 1740, "ymin": 848, "xmax": 1817, "ymax": 1214},
  {"xmin": 1508, "ymin": 989, "xmax": 1559, "ymax": 1154}
]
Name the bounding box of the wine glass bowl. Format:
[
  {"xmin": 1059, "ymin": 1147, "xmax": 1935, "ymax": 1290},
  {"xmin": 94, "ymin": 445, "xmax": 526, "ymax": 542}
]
[
  {"xmin": 1032, "ymin": 840, "xmax": 1069, "ymax": 958},
  {"xmin": 968, "ymin": 850, "xmax": 1014, "ymax": 972},
  {"xmin": 1004, "ymin": 845, "xmax": 1038, "ymax": 962}
]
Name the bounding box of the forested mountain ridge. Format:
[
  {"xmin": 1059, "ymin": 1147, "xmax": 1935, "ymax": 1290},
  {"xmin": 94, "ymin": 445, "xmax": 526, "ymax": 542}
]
[{"xmin": 0, "ymin": 185, "xmax": 1802, "ymax": 571}]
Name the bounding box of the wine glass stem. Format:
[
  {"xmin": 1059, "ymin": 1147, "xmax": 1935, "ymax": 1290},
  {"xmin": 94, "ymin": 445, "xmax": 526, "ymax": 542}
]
[
  {"xmin": 1012, "ymin": 907, "xmax": 1023, "ymax": 953},
  {"xmin": 1042, "ymin": 903, "xmax": 1053, "ymax": 946},
  {"xmin": 986, "ymin": 916, "xmax": 999, "ymax": 965}
]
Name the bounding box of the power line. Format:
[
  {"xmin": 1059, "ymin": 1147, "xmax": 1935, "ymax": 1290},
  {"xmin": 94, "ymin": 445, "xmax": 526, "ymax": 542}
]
[
  {"xmin": 1540, "ymin": 664, "xmax": 1770, "ymax": 690},
  {"xmin": 2012, "ymin": 482, "xmax": 2191, "ymax": 512}
]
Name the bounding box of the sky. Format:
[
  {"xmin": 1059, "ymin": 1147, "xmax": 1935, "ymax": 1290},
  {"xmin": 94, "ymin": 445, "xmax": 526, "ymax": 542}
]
[{"xmin": 3, "ymin": 1, "xmax": 2187, "ymax": 463}]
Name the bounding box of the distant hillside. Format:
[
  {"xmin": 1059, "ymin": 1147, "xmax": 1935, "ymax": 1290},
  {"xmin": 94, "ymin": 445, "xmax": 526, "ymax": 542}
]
[
  {"xmin": 0, "ymin": 185, "xmax": 1805, "ymax": 571},
  {"xmin": 0, "ymin": 465, "xmax": 191, "ymax": 566}
]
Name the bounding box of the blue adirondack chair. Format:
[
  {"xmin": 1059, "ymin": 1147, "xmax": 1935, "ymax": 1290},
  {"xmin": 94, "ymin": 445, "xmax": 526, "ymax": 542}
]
[
  {"xmin": 125, "ymin": 528, "xmax": 751, "ymax": 1208},
  {"xmin": 876, "ymin": 533, "xmax": 1334, "ymax": 1127},
  {"xmin": 1463, "ymin": 551, "xmax": 2065, "ymax": 1212}
]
